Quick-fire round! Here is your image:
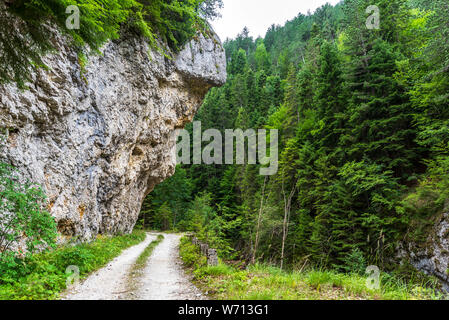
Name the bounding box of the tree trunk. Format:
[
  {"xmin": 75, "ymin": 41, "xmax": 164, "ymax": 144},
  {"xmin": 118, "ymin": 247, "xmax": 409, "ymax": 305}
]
[
  {"xmin": 280, "ymin": 179, "xmax": 298, "ymax": 270},
  {"xmin": 252, "ymin": 176, "xmax": 268, "ymax": 265}
]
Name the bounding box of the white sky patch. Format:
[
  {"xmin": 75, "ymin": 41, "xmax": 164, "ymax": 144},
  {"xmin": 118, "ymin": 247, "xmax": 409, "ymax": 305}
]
[{"xmin": 211, "ymin": 0, "xmax": 342, "ymax": 41}]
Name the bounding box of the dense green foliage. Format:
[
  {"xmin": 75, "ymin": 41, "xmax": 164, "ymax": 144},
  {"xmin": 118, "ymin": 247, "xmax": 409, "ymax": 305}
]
[
  {"xmin": 0, "ymin": 162, "xmax": 57, "ymax": 281},
  {"xmin": 144, "ymin": 0, "xmax": 449, "ymax": 276},
  {"xmin": 0, "ymin": 0, "xmax": 222, "ymax": 86},
  {"xmin": 0, "ymin": 230, "xmax": 146, "ymax": 300}
]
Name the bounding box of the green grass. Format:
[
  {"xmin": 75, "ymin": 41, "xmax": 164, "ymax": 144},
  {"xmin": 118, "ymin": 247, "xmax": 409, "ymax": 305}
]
[
  {"xmin": 0, "ymin": 230, "xmax": 147, "ymax": 300},
  {"xmin": 179, "ymin": 236, "xmax": 443, "ymax": 300}
]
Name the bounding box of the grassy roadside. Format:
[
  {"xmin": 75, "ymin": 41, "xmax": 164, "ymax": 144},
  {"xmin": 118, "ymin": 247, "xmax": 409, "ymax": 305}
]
[
  {"xmin": 179, "ymin": 236, "xmax": 443, "ymax": 300},
  {"xmin": 0, "ymin": 230, "xmax": 147, "ymax": 300}
]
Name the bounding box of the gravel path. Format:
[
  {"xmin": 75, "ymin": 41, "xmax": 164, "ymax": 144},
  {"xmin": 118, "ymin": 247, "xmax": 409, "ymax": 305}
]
[
  {"xmin": 136, "ymin": 233, "xmax": 205, "ymax": 300},
  {"xmin": 62, "ymin": 233, "xmax": 157, "ymax": 300},
  {"xmin": 61, "ymin": 233, "xmax": 204, "ymax": 300}
]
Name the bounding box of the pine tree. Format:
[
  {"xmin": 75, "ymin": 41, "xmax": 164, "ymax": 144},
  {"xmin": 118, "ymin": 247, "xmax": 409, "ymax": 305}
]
[
  {"xmin": 254, "ymin": 41, "xmax": 271, "ymax": 73},
  {"xmin": 342, "ymin": 0, "xmax": 419, "ymax": 177},
  {"xmin": 314, "ymin": 41, "xmax": 346, "ymax": 154},
  {"xmin": 229, "ymin": 49, "xmax": 247, "ymax": 75}
]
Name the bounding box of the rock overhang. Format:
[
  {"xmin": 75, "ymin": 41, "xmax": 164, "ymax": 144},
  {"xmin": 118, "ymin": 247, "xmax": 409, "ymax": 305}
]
[{"xmin": 0, "ymin": 17, "xmax": 227, "ymax": 242}]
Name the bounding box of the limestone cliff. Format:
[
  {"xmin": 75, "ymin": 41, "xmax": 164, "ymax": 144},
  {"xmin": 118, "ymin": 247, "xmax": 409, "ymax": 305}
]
[
  {"xmin": 0, "ymin": 25, "xmax": 226, "ymax": 241},
  {"xmin": 398, "ymin": 211, "xmax": 449, "ymax": 291}
]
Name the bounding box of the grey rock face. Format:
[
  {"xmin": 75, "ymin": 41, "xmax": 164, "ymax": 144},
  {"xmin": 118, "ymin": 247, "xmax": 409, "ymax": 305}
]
[
  {"xmin": 397, "ymin": 212, "xmax": 449, "ymax": 291},
  {"xmin": 175, "ymin": 30, "xmax": 227, "ymax": 86},
  {"xmin": 0, "ymin": 25, "xmax": 226, "ymax": 241}
]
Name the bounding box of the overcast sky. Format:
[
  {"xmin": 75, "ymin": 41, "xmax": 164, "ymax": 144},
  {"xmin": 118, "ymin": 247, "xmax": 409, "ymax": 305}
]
[{"xmin": 211, "ymin": 0, "xmax": 342, "ymax": 41}]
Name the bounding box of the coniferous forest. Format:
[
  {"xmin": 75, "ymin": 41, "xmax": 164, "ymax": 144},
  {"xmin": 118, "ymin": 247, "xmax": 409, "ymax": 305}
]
[
  {"xmin": 2, "ymin": 0, "xmax": 449, "ymax": 301},
  {"xmin": 143, "ymin": 0, "xmax": 449, "ymax": 274}
]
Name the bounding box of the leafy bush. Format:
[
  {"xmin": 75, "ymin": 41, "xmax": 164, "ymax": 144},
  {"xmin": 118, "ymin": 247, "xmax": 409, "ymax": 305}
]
[
  {"xmin": 179, "ymin": 236, "xmax": 206, "ymax": 269},
  {"xmin": 0, "ymin": 162, "xmax": 57, "ymax": 281}
]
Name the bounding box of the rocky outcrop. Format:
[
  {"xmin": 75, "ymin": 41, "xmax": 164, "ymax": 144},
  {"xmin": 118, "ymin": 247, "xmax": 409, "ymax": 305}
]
[
  {"xmin": 0, "ymin": 24, "xmax": 226, "ymax": 241},
  {"xmin": 397, "ymin": 211, "xmax": 449, "ymax": 291}
]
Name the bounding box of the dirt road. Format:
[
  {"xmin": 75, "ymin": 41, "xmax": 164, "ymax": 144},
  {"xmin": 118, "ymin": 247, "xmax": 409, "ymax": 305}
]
[
  {"xmin": 62, "ymin": 233, "xmax": 203, "ymax": 300},
  {"xmin": 135, "ymin": 233, "xmax": 204, "ymax": 300}
]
